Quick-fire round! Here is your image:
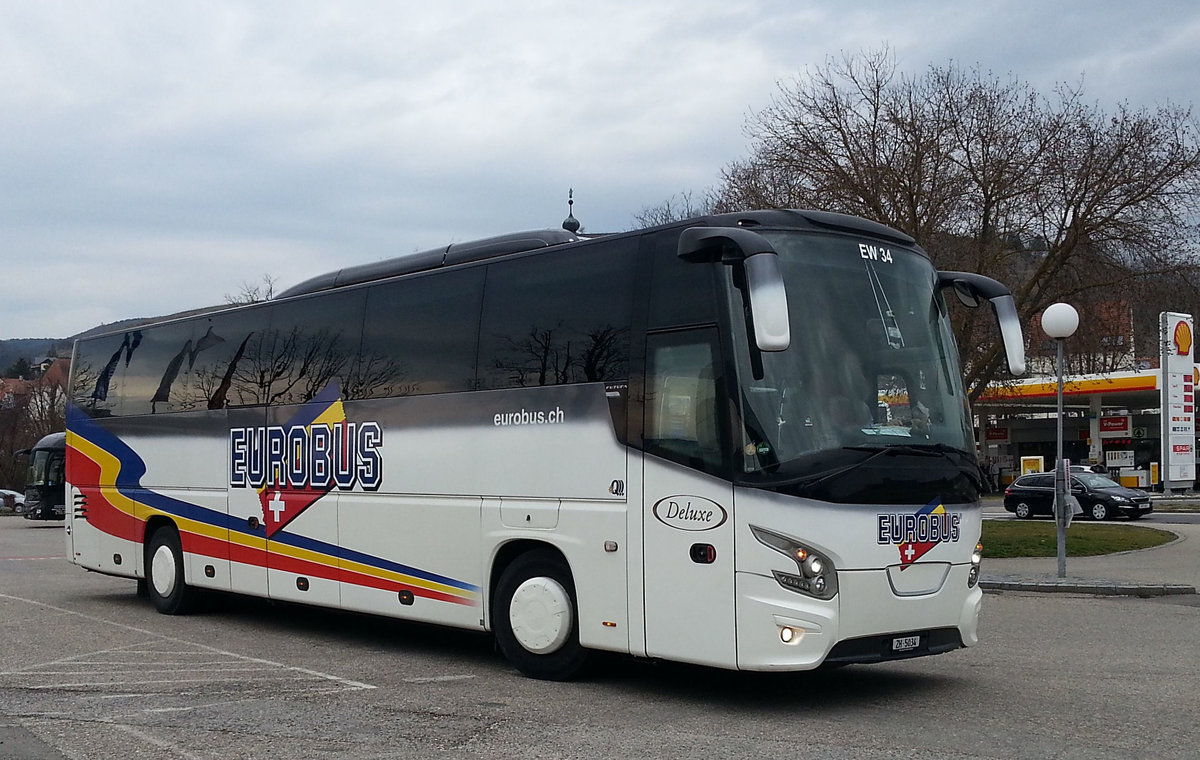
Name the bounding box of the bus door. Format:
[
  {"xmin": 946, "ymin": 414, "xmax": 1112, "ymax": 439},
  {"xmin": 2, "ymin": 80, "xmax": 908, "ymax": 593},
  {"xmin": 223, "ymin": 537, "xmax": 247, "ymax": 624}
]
[{"xmin": 641, "ymin": 330, "xmax": 737, "ymax": 668}]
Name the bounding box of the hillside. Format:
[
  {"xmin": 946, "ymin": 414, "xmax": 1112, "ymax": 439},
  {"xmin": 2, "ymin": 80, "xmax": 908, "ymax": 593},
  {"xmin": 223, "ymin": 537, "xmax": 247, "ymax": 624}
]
[{"xmin": 0, "ymin": 338, "xmax": 69, "ymax": 373}]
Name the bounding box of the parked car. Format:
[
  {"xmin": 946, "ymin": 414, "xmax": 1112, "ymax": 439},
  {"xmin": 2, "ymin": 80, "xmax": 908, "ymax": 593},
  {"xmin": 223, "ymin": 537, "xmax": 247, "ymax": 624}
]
[
  {"xmin": 0, "ymin": 489, "xmax": 25, "ymax": 513},
  {"xmin": 1003, "ymin": 471, "xmax": 1152, "ymax": 521}
]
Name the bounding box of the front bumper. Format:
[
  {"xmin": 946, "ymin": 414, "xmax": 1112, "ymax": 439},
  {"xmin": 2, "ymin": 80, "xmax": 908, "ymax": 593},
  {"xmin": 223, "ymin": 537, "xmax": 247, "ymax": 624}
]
[
  {"xmin": 734, "ymin": 564, "xmax": 982, "ymax": 671},
  {"xmin": 23, "ymin": 504, "xmax": 65, "ymax": 521},
  {"xmin": 1115, "ymin": 500, "xmax": 1153, "ymax": 518}
]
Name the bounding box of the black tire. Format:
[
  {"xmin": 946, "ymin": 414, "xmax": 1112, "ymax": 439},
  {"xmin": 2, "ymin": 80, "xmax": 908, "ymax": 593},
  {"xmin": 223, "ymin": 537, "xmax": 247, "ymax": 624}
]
[
  {"xmin": 492, "ymin": 550, "xmax": 589, "ymax": 681},
  {"xmin": 1088, "ymin": 502, "xmax": 1111, "ymax": 521},
  {"xmin": 145, "ymin": 525, "xmax": 197, "ymax": 614},
  {"xmin": 1013, "ymin": 502, "xmax": 1034, "ymax": 519}
]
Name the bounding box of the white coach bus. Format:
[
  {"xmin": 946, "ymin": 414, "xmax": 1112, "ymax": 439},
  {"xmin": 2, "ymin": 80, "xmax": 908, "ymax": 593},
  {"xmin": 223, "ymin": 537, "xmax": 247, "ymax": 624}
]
[{"xmin": 65, "ymin": 209, "xmax": 1025, "ymax": 680}]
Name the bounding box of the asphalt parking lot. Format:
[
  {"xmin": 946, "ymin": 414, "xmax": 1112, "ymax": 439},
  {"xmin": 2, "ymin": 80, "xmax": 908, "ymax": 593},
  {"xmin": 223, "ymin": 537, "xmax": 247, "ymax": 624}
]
[{"xmin": 2, "ymin": 517, "xmax": 1198, "ymax": 759}]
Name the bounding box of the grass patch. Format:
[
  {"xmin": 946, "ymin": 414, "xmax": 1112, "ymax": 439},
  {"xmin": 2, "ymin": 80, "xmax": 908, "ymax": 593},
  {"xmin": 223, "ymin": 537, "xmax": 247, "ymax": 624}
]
[{"xmin": 981, "ymin": 521, "xmax": 1176, "ymax": 558}]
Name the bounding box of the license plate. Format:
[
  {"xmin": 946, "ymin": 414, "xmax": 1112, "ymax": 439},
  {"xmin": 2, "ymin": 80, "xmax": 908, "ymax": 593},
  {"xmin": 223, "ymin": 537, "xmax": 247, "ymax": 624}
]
[{"xmin": 892, "ymin": 635, "xmax": 921, "ymax": 652}]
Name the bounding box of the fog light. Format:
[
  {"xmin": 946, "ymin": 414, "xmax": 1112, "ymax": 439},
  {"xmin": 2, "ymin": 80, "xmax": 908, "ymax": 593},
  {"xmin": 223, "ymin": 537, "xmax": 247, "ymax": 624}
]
[
  {"xmin": 967, "ymin": 565, "xmax": 980, "ymax": 588},
  {"xmin": 780, "ymin": 626, "xmax": 796, "ymax": 644}
]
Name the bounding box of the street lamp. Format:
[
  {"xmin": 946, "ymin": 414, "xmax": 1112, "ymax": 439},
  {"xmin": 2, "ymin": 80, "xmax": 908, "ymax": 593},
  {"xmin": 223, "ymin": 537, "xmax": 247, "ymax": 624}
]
[{"xmin": 1042, "ymin": 302, "xmax": 1079, "ymax": 578}]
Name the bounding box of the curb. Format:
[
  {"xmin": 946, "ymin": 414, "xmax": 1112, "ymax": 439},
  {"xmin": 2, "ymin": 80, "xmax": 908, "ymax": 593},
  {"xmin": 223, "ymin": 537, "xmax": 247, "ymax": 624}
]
[{"xmin": 981, "ymin": 574, "xmax": 1196, "ymax": 597}]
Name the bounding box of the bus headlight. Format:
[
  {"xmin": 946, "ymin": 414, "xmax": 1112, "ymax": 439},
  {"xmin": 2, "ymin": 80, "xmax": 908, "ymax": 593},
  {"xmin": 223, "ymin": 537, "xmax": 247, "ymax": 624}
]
[{"xmin": 750, "ymin": 525, "xmax": 838, "ymax": 601}]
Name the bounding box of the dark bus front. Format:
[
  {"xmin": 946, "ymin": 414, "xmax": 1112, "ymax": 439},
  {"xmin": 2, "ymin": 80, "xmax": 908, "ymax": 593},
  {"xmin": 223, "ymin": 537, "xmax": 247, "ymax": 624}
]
[{"xmin": 21, "ymin": 432, "xmax": 66, "ymax": 520}]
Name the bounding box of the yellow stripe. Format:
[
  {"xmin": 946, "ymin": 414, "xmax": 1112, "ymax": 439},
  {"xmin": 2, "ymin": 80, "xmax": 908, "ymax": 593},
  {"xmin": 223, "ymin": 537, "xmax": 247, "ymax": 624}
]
[
  {"xmin": 72, "ymin": 429, "xmax": 473, "ymax": 601},
  {"xmin": 266, "ymin": 539, "xmax": 476, "ymax": 600},
  {"xmin": 338, "ymin": 556, "xmax": 478, "ymax": 600},
  {"xmin": 71, "ymin": 432, "xmax": 228, "ymax": 543}
]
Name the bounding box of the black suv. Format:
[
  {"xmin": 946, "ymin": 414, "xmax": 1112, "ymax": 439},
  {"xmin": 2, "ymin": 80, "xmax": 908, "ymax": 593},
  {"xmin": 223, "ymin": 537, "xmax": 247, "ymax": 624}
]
[{"xmin": 1003, "ymin": 472, "xmax": 1152, "ymax": 521}]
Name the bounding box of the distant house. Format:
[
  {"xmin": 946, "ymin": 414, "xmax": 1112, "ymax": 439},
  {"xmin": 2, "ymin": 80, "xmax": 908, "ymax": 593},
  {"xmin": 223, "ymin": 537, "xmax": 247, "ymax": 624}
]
[
  {"xmin": 1, "ymin": 358, "xmax": 68, "ymax": 411},
  {"xmin": 0, "ymin": 377, "xmax": 33, "ymax": 410},
  {"xmin": 38, "ymin": 358, "xmax": 70, "ymax": 392}
]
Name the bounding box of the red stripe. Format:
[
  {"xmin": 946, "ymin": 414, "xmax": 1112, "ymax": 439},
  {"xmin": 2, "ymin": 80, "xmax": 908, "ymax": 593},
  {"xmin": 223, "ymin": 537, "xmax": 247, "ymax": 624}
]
[
  {"xmin": 268, "ymin": 552, "xmax": 474, "ymax": 605},
  {"xmin": 70, "ymin": 446, "xmax": 472, "ymax": 607}
]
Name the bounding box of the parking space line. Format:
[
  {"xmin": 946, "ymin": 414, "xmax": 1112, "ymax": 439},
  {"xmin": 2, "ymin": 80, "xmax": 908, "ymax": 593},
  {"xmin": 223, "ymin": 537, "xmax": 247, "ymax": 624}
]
[{"xmin": 0, "ymin": 592, "xmax": 377, "ymax": 692}]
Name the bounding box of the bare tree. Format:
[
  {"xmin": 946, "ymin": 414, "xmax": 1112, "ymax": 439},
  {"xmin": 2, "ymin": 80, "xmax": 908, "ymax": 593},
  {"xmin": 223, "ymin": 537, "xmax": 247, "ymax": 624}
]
[
  {"xmin": 225, "ymin": 274, "xmax": 278, "ymax": 305},
  {"xmin": 714, "ymin": 49, "xmax": 1200, "ymax": 397},
  {"xmin": 634, "ymin": 191, "xmax": 715, "ymax": 228}
]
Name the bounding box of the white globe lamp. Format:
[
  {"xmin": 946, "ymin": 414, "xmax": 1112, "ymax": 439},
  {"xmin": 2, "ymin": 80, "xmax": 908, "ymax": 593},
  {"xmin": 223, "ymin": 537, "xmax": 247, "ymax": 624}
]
[{"xmin": 1041, "ymin": 302, "xmax": 1079, "ymax": 340}]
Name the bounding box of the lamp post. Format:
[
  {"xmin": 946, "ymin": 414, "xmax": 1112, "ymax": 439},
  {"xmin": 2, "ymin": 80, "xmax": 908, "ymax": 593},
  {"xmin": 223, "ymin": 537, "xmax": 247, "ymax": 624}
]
[{"xmin": 1042, "ymin": 302, "xmax": 1079, "ymax": 578}]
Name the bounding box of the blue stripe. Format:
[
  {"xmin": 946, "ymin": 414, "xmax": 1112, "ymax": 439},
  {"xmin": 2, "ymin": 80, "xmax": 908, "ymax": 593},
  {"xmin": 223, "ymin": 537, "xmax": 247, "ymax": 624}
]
[
  {"xmin": 270, "ymin": 529, "xmax": 481, "ymax": 593},
  {"xmin": 70, "ymin": 402, "xmax": 477, "ymax": 596}
]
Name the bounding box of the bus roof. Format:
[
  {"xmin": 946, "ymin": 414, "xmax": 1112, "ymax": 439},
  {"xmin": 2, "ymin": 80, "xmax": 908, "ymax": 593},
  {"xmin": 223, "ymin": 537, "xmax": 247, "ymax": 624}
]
[
  {"xmin": 277, "ymin": 209, "xmax": 918, "ymax": 299},
  {"xmin": 32, "ymin": 432, "xmax": 65, "ymax": 451}
]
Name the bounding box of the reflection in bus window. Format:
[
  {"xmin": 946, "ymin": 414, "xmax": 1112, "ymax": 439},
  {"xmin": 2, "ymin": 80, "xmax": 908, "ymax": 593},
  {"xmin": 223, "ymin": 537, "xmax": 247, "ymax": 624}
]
[
  {"xmin": 359, "ymin": 268, "xmax": 484, "ymax": 397},
  {"xmin": 478, "ymin": 242, "xmax": 635, "ymax": 391}
]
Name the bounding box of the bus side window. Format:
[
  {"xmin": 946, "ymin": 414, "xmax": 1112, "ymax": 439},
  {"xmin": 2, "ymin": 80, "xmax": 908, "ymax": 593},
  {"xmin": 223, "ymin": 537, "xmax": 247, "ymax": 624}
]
[{"xmin": 644, "ymin": 332, "xmax": 724, "ymax": 474}]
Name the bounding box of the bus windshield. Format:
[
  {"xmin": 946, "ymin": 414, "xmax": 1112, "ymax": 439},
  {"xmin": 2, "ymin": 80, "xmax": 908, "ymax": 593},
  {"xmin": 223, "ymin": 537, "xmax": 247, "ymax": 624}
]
[
  {"xmin": 733, "ymin": 231, "xmax": 978, "ymax": 503},
  {"xmin": 27, "ymin": 447, "xmax": 65, "ymax": 488}
]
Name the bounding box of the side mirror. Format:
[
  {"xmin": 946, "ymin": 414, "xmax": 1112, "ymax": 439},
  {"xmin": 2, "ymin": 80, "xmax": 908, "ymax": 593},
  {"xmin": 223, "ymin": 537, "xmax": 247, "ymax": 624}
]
[
  {"xmin": 938, "ymin": 271, "xmax": 1026, "ymax": 376},
  {"xmin": 678, "ymin": 227, "xmax": 790, "ymax": 352}
]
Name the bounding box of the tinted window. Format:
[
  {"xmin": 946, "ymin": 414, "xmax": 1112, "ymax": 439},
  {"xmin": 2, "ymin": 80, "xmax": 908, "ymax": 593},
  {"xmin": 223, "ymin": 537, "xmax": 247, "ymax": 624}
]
[
  {"xmin": 186, "ymin": 308, "xmax": 272, "ymax": 409},
  {"xmin": 121, "ymin": 320, "xmax": 196, "ymax": 415},
  {"xmin": 477, "ymin": 240, "xmax": 635, "ymax": 390},
  {"xmin": 358, "ymin": 267, "xmax": 485, "ymax": 398},
  {"xmin": 70, "ymin": 331, "xmax": 139, "ymax": 417},
  {"xmin": 252, "ymin": 291, "xmax": 367, "ymax": 406},
  {"xmin": 647, "ymin": 228, "xmax": 717, "ymax": 329}
]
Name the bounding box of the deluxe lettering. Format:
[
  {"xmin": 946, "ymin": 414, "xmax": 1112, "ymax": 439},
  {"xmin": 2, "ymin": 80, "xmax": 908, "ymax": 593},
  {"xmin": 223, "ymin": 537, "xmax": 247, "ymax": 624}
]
[{"xmin": 665, "ymin": 500, "xmax": 714, "ymax": 523}]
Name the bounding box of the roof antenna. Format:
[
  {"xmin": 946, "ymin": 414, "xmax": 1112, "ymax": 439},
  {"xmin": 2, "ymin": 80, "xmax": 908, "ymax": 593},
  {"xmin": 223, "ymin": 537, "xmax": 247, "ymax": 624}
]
[{"xmin": 562, "ymin": 188, "xmax": 581, "ymax": 234}]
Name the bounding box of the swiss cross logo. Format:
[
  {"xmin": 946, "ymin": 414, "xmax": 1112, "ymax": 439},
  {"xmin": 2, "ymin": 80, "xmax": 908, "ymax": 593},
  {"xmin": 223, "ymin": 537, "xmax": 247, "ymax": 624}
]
[{"xmin": 877, "ymin": 499, "xmax": 962, "ymax": 567}]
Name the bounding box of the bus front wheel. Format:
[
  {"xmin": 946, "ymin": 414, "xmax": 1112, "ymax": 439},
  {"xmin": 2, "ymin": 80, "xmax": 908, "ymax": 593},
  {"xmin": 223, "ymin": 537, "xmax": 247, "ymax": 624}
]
[
  {"xmin": 145, "ymin": 525, "xmax": 197, "ymax": 615},
  {"xmin": 493, "ymin": 550, "xmax": 589, "ymax": 681}
]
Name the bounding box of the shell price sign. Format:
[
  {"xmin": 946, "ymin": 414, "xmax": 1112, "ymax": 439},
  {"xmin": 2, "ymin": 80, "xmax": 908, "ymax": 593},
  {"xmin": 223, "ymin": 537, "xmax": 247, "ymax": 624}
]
[{"xmin": 1160, "ymin": 312, "xmax": 1196, "ymax": 487}]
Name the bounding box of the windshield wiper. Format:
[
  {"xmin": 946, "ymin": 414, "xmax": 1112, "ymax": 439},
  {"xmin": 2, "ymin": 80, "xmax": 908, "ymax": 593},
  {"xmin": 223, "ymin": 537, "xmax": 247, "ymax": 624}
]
[{"xmin": 776, "ymin": 442, "xmax": 983, "ymax": 494}]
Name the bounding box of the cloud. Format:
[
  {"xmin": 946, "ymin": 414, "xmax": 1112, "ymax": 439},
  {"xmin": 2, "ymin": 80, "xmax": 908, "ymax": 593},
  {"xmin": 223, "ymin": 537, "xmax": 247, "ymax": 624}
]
[{"xmin": 2, "ymin": 1, "xmax": 1199, "ymax": 339}]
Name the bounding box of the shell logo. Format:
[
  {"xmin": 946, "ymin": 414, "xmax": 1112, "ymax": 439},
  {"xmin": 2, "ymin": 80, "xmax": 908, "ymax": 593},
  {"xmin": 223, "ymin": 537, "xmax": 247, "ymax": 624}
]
[{"xmin": 1174, "ymin": 320, "xmax": 1193, "ymax": 356}]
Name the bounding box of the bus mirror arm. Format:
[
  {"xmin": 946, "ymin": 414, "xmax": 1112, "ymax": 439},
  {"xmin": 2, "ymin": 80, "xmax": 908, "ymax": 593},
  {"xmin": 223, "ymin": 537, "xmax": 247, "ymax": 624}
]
[
  {"xmin": 13, "ymin": 449, "xmax": 30, "ymax": 461},
  {"xmin": 678, "ymin": 227, "xmax": 791, "ymax": 352},
  {"xmin": 938, "ymin": 271, "xmax": 1026, "ymax": 376},
  {"xmin": 989, "ymin": 294, "xmax": 1026, "ymax": 376}
]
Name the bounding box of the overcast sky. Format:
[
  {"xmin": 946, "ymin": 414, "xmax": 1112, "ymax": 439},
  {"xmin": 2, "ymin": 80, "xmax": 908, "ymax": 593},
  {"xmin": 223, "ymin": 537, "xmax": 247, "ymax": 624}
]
[{"xmin": 3, "ymin": 0, "xmax": 1199, "ymax": 340}]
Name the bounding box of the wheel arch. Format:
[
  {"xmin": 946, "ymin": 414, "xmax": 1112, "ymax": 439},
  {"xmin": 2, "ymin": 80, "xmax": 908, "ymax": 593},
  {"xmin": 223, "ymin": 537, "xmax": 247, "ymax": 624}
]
[
  {"xmin": 141, "ymin": 514, "xmax": 178, "ymax": 575},
  {"xmin": 487, "ymin": 539, "xmax": 572, "ymax": 632}
]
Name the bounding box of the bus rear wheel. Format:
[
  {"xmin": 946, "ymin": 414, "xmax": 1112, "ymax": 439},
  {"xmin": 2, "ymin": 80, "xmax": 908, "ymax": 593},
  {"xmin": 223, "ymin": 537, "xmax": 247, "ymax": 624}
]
[
  {"xmin": 145, "ymin": 525, "xmax": 197, "ymax": 615},
  {"xmin": 493, "ymin": 550, "xmax": 589, "ymax": 681}
]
